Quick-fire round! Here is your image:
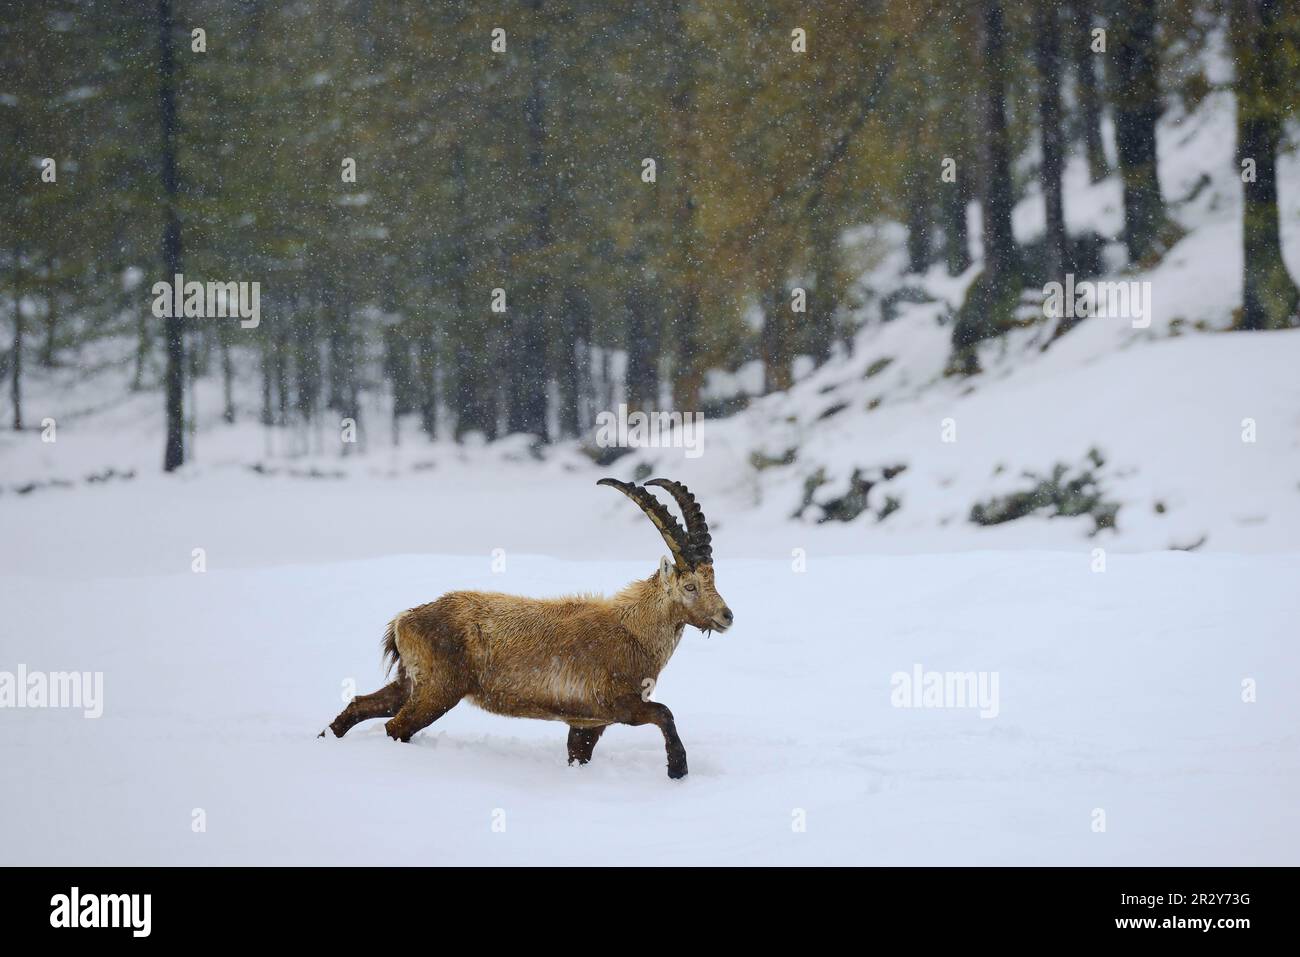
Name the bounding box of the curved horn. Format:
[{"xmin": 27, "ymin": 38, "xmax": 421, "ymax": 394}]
[
  {"xmin": 644, "ymin": 478, "xmax": 713, "ymax": 566},
  {"xmin": 597, "ymin": 478, "xmax": 692, "ymax": 569}
]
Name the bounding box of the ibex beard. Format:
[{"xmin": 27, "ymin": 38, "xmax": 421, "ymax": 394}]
[{"xmin": 324, "ymin": 477, "xmax": 733, "ymax": 779}]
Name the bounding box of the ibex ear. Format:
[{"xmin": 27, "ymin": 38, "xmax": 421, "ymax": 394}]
[{"xmin": 659, "ymin": 555, "xmax": 676, "ymax": 580}]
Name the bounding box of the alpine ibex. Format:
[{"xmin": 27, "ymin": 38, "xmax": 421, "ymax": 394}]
[{"xmin": 324, "ymin": 478, "xmax": 733, "ymax": 778}]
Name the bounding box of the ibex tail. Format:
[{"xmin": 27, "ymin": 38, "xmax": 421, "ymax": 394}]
[{"xmin": 381, "ymin": 616, "xmax": 402, "ymax": 677}]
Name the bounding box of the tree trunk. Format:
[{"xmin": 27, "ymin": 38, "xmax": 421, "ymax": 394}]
[
  {"xmin": 555, "ymin": 285, "xmax": 589, "ymax": 435},
  {"xmin": 9, "ymin": 248, "xmax": 21, "ymax": 431},
  {"xmin": 295, "ymin": 296, "xmax": 320, "ymax": 424},
  {"xmin": 452, "ymin": 317, "xmax": 495, "ymax": 441},
  {"xmin": 625, "ymin": 268, "xmax": 660, "ymax": 413},
  {"xmin": 40, "ymin": 264, "xmax": 57, "ymax": 368},
  {"xmin": 129, "ymin": 230, "xmax": 149, "ymax": 390},
  {"xmin": 950, "ymin": 0, "xmax": 1021, "ymax": 375},
  {"xmin": 324, "ymin": 281, "xmax": 345, "ymax": 415},
  {"xmin": 260, "ymin": 336, "xmax": 274, "ymax": 427},
  {"xmin": 941, "ymin": 155, "xmax": 972, "ymax": 276},
  {"xmin": 157, "ymin": 0, "xmax": 185, "ymax": 471},
  {"xmin": 905, "ymin": 129, "xmax": 932, "ymax": 274},
  {"xmin": 274, "ymin": 327, "xmax": 290, "ymax": 427},
  {"xmin": 413, "ymin": 258, "xmax": 438, "ymax": 439},
  {"xmin": 383, "ymin": 324, "xmax": 416, "ymax": 434},
  {"xmin": 573, "ymin": 290, "xmax": 593, "ymax": 431},
  {"xmin": 667, "ymin": 0, "xmax": 704, "ymax": 413},
  {"xmin": 1070, "ymin": 0, "xmax": 1109, "ymax": 183},
  {"xmin": 510, "ymin": 0, "xmax": 551, "ymax": 439},
  {"xmin": 220, "ymin": 327, "xmax": 235, "ymax": 423},
  {"xmin": 980, "ymin": 0, "xmax": 1017, "ymax": 283},
  {"xmin": 328, "ymin": 287, "xmax": 360, "ymax": 454},
  {"xmin": 1233, "ymin": 0, "xmax": 1300, "ymax": 330},
  {"xmin": 760, "ymin": 283, "xmax": 792, "ymax": 394},
  {"xmin": 447, "ymin": 143, "xmax": 492, "ymax": 441},
  {"xmin": 416, "ymin": 322, "xmax": 438, "ymax": 439},
  {"xmin": 1036, "ymin": 1, "xmax": 1069, "ymax": 285},
  {"xmin": 1113, "ymin": 0, "xmax": 1164, "ymax": 263},
  {"xmin": 806, "ymin": 217, "xmax": 837, "ymax": 364},
  {"xmin": 132, "ymin": 307, "xmax": 151, "ymax": 391}
]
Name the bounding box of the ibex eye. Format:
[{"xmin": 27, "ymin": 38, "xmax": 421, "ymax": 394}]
[{"xmin": 684, "ymin": 583, "xmax": 697, "ymax": 592}]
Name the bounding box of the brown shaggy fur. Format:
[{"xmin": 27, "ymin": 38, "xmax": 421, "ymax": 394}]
[{"xmin": 326, "ymin": 519, "xmax": 732, "ymax": 780}]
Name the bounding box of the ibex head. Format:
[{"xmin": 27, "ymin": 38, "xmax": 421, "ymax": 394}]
[{"xmin": 599, "ymin": 477, "xmax": 734, "ymax": 635}]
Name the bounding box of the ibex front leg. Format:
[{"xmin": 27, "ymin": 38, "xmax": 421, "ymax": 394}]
[
  {"xmin": 566, "ymin": 725, "xmax": 607, "ymax": 765},
  {"xmin": 613, "ymin": 696, "xmax": 688, "ymax": 779}
]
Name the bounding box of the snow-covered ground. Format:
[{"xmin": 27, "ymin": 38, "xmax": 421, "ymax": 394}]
[
  {"xmin": 2, "ymin": 549, "xmax": 1297, "ymax": 865},
  {"xmin": 2, "ymin": 71, "xmax": 1298, "ymax": 865}
]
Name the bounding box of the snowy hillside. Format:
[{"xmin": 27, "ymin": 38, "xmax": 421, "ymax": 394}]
[
  {"xmin": 3, "ymin": 86, "xmax": 1299, "ymax": 559},
  {"xmin": 632, "ymin": 87, "xmax": 1300, "ymax": 556}
]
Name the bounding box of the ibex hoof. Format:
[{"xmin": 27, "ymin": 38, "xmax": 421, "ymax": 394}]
[
  {"xmin": 384, "ymin": 718, "xmax": 412, "ymax": 743},
  {"xmin": 667, "ymin": 760, "xmax": 688, "ymax": 780}
]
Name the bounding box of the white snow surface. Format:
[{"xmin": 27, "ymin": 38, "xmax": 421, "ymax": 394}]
[{"xmin": 2, "ymin": 550, "xmax": 1297, "ymax": 865}]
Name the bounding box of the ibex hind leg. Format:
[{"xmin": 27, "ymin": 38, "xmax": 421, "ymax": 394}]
[
  {"xmin": 383, "ymin": 621, "xmax": 469, "ymax": 743},
  {"xmin": 324, "ymin": 680, "xmax": 408, "ymax": 738},
  {"xmin": 384, "ymin": 682, "xmax": 465, "ymax": 743}
]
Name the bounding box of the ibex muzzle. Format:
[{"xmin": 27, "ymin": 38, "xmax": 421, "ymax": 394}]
[{"xmin": 324, "ymin": 478, "xmax": 731, "ymax": 779}]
